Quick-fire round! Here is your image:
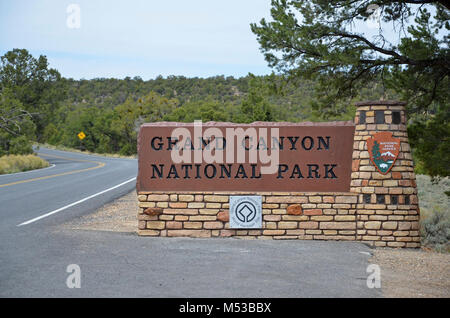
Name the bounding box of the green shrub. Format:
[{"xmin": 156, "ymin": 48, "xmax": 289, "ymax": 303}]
[
  {"xmin": 8, "ymin": 136, "xmax": 34, "ymax": 155},
  {"xmin": 0, "ymin": 154, "xmax": 49, "ymax": 174},
  {"xmin": 420, "ymin": 206, "xmax": 450, "ymax": 252},
  {"xmin": 119, "ymin": 143, "xmax": 135, "ymax": 156},
  {"xmin": 413, "ymin": 158, "xmax": 427, "ymax": 175},
  {"xmin": 42, "ymin": 123, "xmax": 61, "ymax": 145},
  {"xmin": 416, "ymin": 175, "xmax": 450, "ymax": 211}
]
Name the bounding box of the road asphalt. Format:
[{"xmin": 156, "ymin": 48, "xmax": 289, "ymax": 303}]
[
  {"xmin": 0, "ymin": 147, "xmax": 381, "ymax": 297},
  {"xmin": 0, "ymin": 146, "xmax": 137, "ymax": 229}
]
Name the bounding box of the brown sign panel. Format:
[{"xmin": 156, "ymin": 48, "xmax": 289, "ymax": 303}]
[{"xmin": 137, "ymin": 122, "xmax": 355, "ymax": 192}]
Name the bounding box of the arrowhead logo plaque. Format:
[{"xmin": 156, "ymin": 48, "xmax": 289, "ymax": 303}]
[{"xmin": 367, "ymin": 132, "xmax": 400, "ymax": 174}]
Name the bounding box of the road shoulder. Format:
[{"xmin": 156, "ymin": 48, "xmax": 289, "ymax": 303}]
[
  {"xmin": 60, "ymin": 190, "xmax": 138, "ymax": 233},
  {"xmin": 370, "ymin": 248, "xmax": 450, "ymax": 297}
]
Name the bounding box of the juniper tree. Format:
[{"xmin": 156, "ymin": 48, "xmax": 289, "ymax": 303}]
[{"xmin": 251, "ymin": 0, "xmax": 449, "ymax": 178}]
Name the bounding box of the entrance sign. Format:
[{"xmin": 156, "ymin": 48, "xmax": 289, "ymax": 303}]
[
  {"xmin": 367, "ymin": 132, "xmax": 400, "ymax": 174},
  {"xmin": 229, "ymin": 196, "xmax": 262, "ymax": 229},
  {"xmin": 137, "ymin": 102, "xmax": 421, "ymax": 248},
  {"xmin": 137, "ymin": 122, "xmax": 355, "ymax": 192}
]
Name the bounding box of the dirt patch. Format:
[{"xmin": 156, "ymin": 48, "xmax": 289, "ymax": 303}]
[
  {"xmin": 62, "ymin": 191, "xmax": 138, "ymax": 233},
  {"xmin": 371, "ymin": 248, "xmax": 450, "ymax": 297}
]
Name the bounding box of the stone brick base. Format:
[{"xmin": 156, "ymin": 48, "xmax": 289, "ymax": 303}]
[
  {"xmin": 137, "ymin": 190, "xmax": 420, "ymax": 247},
  {"xmin": 137, "ymin": 101, "xmax": 421, "ymax": 248}
]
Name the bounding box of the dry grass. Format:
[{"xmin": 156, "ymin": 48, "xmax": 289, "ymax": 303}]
[
  {"xmin": 0, "ymin": 154, "xmax": 50, "ymax": 174},
  {"xmin": 35, "ymin": 143, "xmax": 136, "ymax": 159}
]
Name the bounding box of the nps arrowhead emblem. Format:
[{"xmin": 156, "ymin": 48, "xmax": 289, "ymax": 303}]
[{"xmin": 367, "ymin": 132, "xmax": 400, "ymax": 175}]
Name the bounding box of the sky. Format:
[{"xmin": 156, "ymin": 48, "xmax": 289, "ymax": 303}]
[
  {"xmin": 0, "ymin": 0, "xmax": 274, "ymax": 79},
  {"xmin": 0, "ymin": 0, "xmax": 418, "ymax": 80}
]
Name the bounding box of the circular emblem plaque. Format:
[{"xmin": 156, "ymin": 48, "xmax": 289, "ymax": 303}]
[{"xmin": 229, "ymin": 196, "xmax": 262, "ymax": 229}]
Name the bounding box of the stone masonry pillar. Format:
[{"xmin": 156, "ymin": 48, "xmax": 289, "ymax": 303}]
[{"xmin": 351, "ymin": 101, "xmax": 420, "ymax": 248}]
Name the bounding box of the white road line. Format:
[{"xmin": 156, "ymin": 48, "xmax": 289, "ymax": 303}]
[
  {"xmin": 17, "ymin": 177, "xmax": 136, "ymax": 226},
  {"xmin": 0, "ymin": 164, "xmax": 55, "ymax": 177}
]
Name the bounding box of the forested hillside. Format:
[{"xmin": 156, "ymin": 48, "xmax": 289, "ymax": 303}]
[
  {"xmin": 0, "ymin": 49, "xmax": 421, "ymax": 160},
  {"xmin": 42, "ymin": 74, "xmax": 370, "ymax": 155}
]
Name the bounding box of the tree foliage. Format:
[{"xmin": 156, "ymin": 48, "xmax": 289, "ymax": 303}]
[
  {"xmin": 1, "ymin": 46, "xmax": 447, "ymax": 178},
  {"xmin": 251, "ymin": 0, "xmax": 449, "ymax": 112},
  {"xmin": 0, "ymin": 49, "xmax": 65, "ymax": 141},
  {"xmin": 251, "ymin": 0, "xmax": 449, "ymax": 177},
  {"xmin": 408, "ymin": 107, "xmax": 450, "ymax": 178},
  {"xmin": 0, "ymin": 89, "xmax": 35, "ymax": 156}
]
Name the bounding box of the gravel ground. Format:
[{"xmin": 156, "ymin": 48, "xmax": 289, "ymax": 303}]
[
  {"xmin": 62, "ymin": 190, "xmax": 138, "ymax": 233},
  {"xmin": 370, "ymin": 248, "xmax": 450, "ymax": 297},
  {"xmin": 62, "ymin": 188, "xmax": 449, "ymax": 298}
]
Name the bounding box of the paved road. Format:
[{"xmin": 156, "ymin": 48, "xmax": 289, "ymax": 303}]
[
  {"xmin": 0, "ymin": 147, "xmax": 381, "ymax": 298},
  {"xmin": 1, "ymin": 232, "xmax": 380, "ymax": 298},
  {"xmin": 0, "ymin": 146, "xmax": 137, "ymax": 230}
]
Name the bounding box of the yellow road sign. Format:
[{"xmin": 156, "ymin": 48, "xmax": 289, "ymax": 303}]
[{"xmin": 77, "ymin": 132, "xmax": 86, "ymax": 140}]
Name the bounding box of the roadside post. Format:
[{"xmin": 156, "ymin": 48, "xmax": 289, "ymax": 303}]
[{"xmin": 77, "ymin": 131, "xmax": 86, "ymax": 151}]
